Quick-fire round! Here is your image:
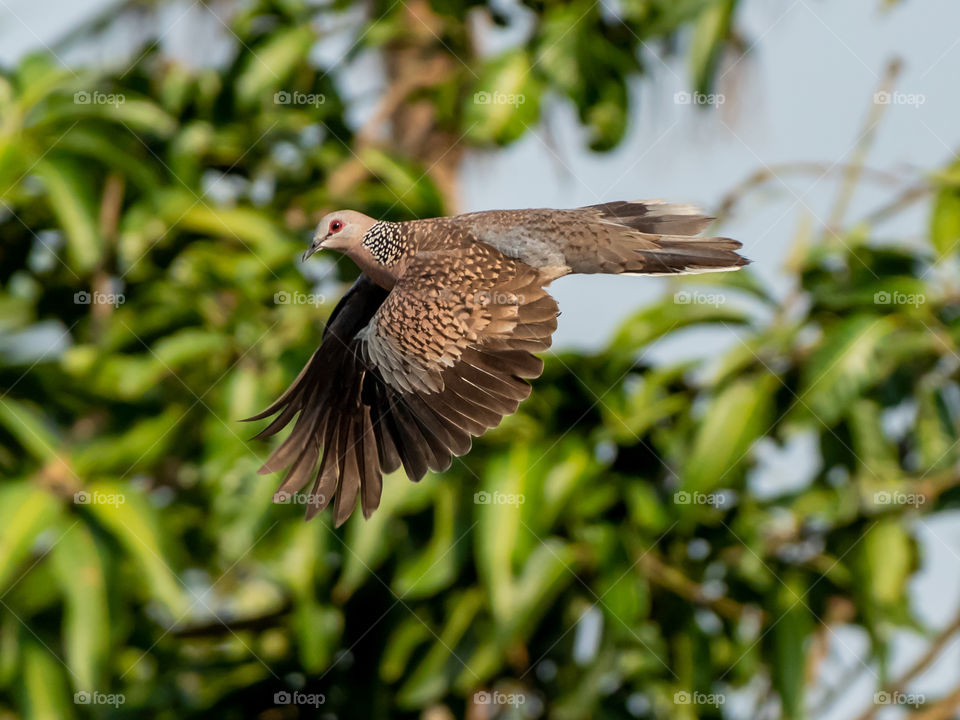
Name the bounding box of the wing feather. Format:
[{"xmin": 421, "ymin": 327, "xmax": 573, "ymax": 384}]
[{"xmin": 247, "ymin": 242, "xmax": 557, "ymax": 525}]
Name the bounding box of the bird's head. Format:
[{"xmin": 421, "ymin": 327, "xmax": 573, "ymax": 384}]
[{"xmin": 302, "ymin": 210, "xmax": 377, "ymax": 261}]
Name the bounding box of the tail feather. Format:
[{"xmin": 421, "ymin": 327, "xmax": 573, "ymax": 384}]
[
  {"xmin": 586, "ymin": 199, "xmax": 713, "ymax": 236},
  {"xmin": 627, "ymin": 234, "xmax": 749, "ymax": 275},
  {"xmin": 577, "ymin": 200, "xmax": 750, "ymax": 276}
]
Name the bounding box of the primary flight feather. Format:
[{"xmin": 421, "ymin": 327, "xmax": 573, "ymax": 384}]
[{"xmin": 246, "ymin": 201, "xmax": 749, "ymax": 525}]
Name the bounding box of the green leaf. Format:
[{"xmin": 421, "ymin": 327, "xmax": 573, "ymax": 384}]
[
  {"xmin": 505, "ymin": 539, "xmax": 577, "ymax": 639},
  {"xmin": 57, "ymin": 127, "xmax": 163, "ymax": 191},
  {"xmin": 20, "ymin": 639, "xmax": 75, "ymax": 720},
  {"xmin": 0, "ymin": 398, "xmax": 61, "ymax": 462},
  {"xmin": 397, "ymin": 588, "xmax": 483, "ymax": 709},
  {"xmin": 178, "ymin": 204, "xmax": 294, "ymax": 263},
  {"xmin": 36, "ymin": 95, "xmax": 177, "ymax": 137},
  {"xmin": 380, "ymin": 615, "xmax": 431, "ymax": 683},
  {"xmin": 861, "ymin": 519, "xmax": 912, "ymax": 607},
  {"xmin": 465, "ymin": 50, "xmax": 542, "ymax": 145},
  {"xmin": 689, "ymin": 0, "xmax": 738, "ymax": 93},
  {"xmin": 475, "ymin": 447, "xmax": 528, "ymax": 622},
  {"xmin": 931, "ymin": 163, "xmax": 960, "ymax": 256},
  {"xmin": 770, "ymin": 574, "xmax": 812, "ymax": 720},
  {"xmin": 292, "ymin": 602, "xmax": 343, "ymax": 673},
  {"xmin": 73, "ymin": 405, "xmax": 186, "ymax": 475},
  {"xmin": 603, "ymin": 365, "xmax": 690, "ymax": 443},
  {"xmin": 392, "ymin": 482, "xmax": 458, "ymax": 599},
  {"xmin": 83, "ymin": 481, "xmax": 188, "ymax": 617},
  {"xmin": 682, "ymin": 372, "xmax": 778, "ymax": 494},
  {"xmin": 356, "ymin": 147, "xmax": 444, "ymax": 213},
  {"xmin": 536, "ymin": 4, "xmax": 587, "ymax": 96},
  {"xmin": 50, "ymin": 522, "xmax": 109, "ymax": 692},
  {"xmin": 0, "ymin": 482, "xmax": 61, "ymax": 592},
  {"xmin": 848, "ymin": 399, "xmax": 899, "ymax": 480},
  {"xmin": 914, "ymin": 385, "xmax": 956, "ymax": 470},
  {"xmin": 34, "ymin": 155, "xmax": 103, "ymax": 273},
  {"xmin": 334, "ymin": 472, "xmax": 438, "ymax": 600},
  {"xmin": 611, "ymin": 299, "xmax": 751, "ymax": 352},
  {"xmin": 798, "ymin": 315, "xmax": 896, "ymax": 426},
  {"xmin": 235, "ymin": 26, "xmax": 316, "ymax": 106}
]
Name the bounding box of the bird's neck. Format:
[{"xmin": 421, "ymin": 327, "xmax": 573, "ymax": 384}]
[{"xmin": 349, "ymin": 221, "xmax": 405, "ymax": 290}]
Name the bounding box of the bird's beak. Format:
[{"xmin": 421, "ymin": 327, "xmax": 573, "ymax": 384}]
[{"xmin": 301, "ymin": 233, "xmax": 329, "ymax": 262}]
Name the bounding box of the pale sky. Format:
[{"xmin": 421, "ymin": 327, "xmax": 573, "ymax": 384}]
[{"xmin": 3, "ymin": 2, "xmax": 959, "ymax": 718}]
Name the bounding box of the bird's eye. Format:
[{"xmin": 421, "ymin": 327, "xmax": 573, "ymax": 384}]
[{"xmin": 329, "ymin": 220, "xmax": 343, "ymax": 233}]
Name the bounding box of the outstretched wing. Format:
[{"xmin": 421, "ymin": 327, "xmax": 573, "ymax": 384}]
[{"xmin": 246, "ymin": 243, "xmax": 558, "ymax": 526}]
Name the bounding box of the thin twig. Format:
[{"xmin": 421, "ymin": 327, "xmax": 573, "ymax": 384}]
[
  {"xmin": 827, "ymin": 58, "xmax": 902, "ymax": 230},
  {"xmin": 852, "ymin": 612, "xmax": 960, "ymax": 720},
  {"xmin": 637, "ymin": 551, "xmax": 768, "ymax": 622}
]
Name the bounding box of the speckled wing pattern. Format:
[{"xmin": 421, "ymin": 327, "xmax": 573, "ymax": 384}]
[{"xmin": 247, "ymin": 242, "xmax": 558, "ymax": 526}]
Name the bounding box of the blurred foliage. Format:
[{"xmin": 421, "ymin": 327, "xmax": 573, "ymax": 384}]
[{"xmin": 1, "ymin": 1, "xmax": 959, "ymax": 719}]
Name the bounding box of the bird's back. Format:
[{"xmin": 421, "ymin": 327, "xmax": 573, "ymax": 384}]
[{"xmin": 425, "ymin": 201, "xmax": 746, "ymax": 279}]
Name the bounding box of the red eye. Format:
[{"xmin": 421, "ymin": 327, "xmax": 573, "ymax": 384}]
[{"xmin": 329, "ymin": 220, "xmax": 343, "ymax": 233}]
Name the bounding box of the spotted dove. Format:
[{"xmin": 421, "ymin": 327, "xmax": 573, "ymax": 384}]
[{"xmin": 246, "ymin": 201, "xmax": 749, "ymax": 525}]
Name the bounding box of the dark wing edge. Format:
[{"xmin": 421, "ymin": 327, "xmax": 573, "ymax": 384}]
[
  {"xmin": 242, "ymin": 274, "xmax": 391, "ymax": 526},
  {"xmin": 245, "ymin": 255, "xmax": 558, "ymax": 527}
]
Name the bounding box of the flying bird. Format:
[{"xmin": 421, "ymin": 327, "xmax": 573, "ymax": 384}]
[{"xmin": 247, "ymin": 201, "xmax": 748, "ymax": 525}]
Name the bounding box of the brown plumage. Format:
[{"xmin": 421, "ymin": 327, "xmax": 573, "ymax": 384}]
[{"xmin": 246, "ymin": 200, "xmax": 749, "ymax": 525}]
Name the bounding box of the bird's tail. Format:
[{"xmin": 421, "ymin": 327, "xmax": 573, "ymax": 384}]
[{"xmin": 575, "ymin": 200, "xmax": 749, "ymax": 276}]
